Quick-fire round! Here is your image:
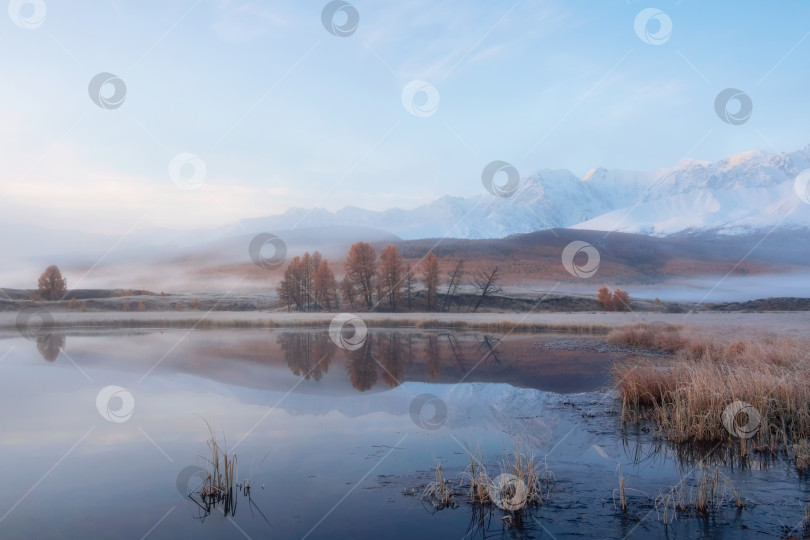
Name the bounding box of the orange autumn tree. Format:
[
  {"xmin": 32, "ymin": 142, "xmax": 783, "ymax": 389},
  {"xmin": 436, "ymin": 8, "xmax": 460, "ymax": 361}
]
[
  {"xmin": 597, "ymin": 286, "xmax": 612, "ymax": 309},
  {"xmin": 313, "ymin": 260, "xmax": 340, "ymax": 311},
  {"xmin": 421, "ymin": 252, "xmax": 440, "ymax": 311},
  {"xmin": 613, "ymin": 288, "xmax": 631, "ymax": 311},
  {"xmin": 345, "ymin": 242, "xmax": 378, "ymax": 309},
  {"xmin": 277, "ymin": 251, "xmax": 325, "ymax": 311},
  {"xmin": 597, "ymin": 286, "xmax": 631, "ymax": 311},
  {"xmin": 378, "ymin": 245, "xmax": 405, "ymax": 311},
  {"xmin": 38, "ymin": 265, "xmax": 67, "ymax": 301}
]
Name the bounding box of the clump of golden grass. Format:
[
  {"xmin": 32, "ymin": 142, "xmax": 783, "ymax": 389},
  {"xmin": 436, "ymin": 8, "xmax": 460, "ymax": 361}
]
[
  {"xmin": 499, "ymin": 441, "xmax": 550, "ymax": 507},
  {"xmin": 460, "ymin": 444, "xmax": 491, "ymax": 504},
  {"xmin": 613, "ymin": 324, "xmax": 810, "ymax": 456},
  {"xmin": 414, "ymin": 319, "xmax": 610, "ymax": 334},
  {"xmin": 424, "ymin": 440, "xmax": 554, "ymax": 513},
  {"xmin": 695, "ymin": 467, "xmax": 717, "ymax": 515},
  {"xmin": 188, "ymin": 423, "xmax": 243, "ymax": 517},
  {"xmin": 611, "ymin": 465, "xmax": 649, "ymax": 513},
  {"xmin": 654, "ymin": 466, "xmax": 744, "ymax": 522},
  {"xmin": 724, "ymin": 477, "xmax": 744, "ymax": 509},
  {"xmin": 615, "ymin": 473, "xmax": 627, "ymax": 512},
  {"xmin": 793, "ymin": 439, "xmax": 810, "ymax": 475},
  {"xmin": 657, "ymin": 488, "xmax": 674, "ymax": 525},
  {"xmin": 201, "ymin": 433, "xmax": 238, "ymax": 514},
  {"xmin": 608, "ymin": 322, "xmax": 687, "ymax": 353},
  {"xmin": 422, "ymin": 461, "xmax": 454, "ymax": 510}
]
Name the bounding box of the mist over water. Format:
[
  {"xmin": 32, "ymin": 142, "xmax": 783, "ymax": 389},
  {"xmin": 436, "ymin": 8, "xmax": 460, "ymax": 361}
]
[{"xmin": 628, "ymin": 272, "xmax": 810, "ymax": 303}]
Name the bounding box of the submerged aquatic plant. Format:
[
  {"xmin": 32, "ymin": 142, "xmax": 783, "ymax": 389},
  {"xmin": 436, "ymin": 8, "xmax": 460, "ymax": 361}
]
[
  {"xmin": 422, "ymin": 461, "xmax": 454, "ymax": 510},
  {"xmin": 184, "ymin": 422, "xmax": 269, "ymax": 525},
  {"xmin": 792, "ymin": 439, "xmax": 810, "ymax": 475},
  {"xmin": 653, "ymin": 465, "xmax": 746, "ymax": 523},
  {"xmin": 611, "ymin": 464, "xmax": 651, "ymax": 515},
  {"xmin": 187, "ymin": 424, "xmax": 240, "ymax": 517},
  {"xmin": 421, "ymin": 439, "xmax": 554, "ymax": 517}
]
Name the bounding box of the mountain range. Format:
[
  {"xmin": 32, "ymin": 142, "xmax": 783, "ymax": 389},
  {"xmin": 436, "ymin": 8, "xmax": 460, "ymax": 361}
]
[
  {"xmin": 3, "ymin": 144, "xmax": 810, "ymax": 292},
  {"xmin": 237, "ymin": 144, "xmax": 810, "ymax": 239}
]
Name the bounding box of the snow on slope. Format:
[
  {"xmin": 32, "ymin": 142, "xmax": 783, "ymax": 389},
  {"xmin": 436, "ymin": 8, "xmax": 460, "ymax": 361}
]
[
  {"xmin": 574, "ymin": 183, "xmax": 810, "ymax": 235},
  {"xmin": 575, "ymin": 146, "xmax": 810, "ymax": 235},
  {"xmin": 235, "ymin": 144, "xmax": 810, "ymax": 239}
]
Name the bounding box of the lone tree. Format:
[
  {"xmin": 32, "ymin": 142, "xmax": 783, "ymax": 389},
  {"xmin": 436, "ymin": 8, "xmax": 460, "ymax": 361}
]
[
  {"xmin": 38, "ymin": 265, "xmax": 67, "ymax": 301},
  {"xmin": 442, "ymin": 259, "xmax": 465, "ymax": 312},
  {"xmin": 472, "ymin": 266, "xmax": 503, "ymax": 312}
]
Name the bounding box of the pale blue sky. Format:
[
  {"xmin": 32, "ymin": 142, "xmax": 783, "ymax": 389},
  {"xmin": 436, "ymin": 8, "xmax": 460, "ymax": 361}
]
[{"xmin": 1, "ymin": 0, "xmax": 809, "ymax": 233}]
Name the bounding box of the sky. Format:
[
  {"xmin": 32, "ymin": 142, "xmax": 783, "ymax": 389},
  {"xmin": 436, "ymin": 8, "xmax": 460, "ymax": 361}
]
[{"xmin": 1, "ymin": 0, "xmax": 809, "ymax": 234}]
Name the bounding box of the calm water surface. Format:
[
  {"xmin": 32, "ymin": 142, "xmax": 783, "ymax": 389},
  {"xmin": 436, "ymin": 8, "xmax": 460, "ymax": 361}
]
[{"xmin": 0, "ymin": 328, "xmax": 807, "ymax": 539}]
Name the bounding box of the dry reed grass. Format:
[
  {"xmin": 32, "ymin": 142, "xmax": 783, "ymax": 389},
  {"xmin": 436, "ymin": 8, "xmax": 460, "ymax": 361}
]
[
  {"xmin": 654, "ymin": 466, "xmax": 744, "ymax": 523},
  {"xmin": 423, "ymin": 440, "xmax": 554, "ymax": 513},
  {"xmin": 422, "ymin": 461, "xmax": 454, "ymax": 510},
  {"xmin": 793, "ymin": 439, "xmax": 810, "ymax": 475},
  {"xmin": 185, "ymin": 423, "xmax": 248, "ymax": 518},
  {"xmin": 611, "ymin": 464, "xmax": 649, "ymax": 513},
  {"xmin": 613, "ymin": 324, "xmax": 810, "ymax": 466}
]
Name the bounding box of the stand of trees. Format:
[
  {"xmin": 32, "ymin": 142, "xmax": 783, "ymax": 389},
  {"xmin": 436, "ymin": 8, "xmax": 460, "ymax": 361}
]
[
  {"xmin": 277, "ymin": 251, "xmax": 341, "ymax": 312},
  {"xmin": 275, "ymin": 242, "xmax": 509, "ymax": 313},
  {"xmin": 597, "ymin": 286, "xmax": 631, "ymax": 311}
]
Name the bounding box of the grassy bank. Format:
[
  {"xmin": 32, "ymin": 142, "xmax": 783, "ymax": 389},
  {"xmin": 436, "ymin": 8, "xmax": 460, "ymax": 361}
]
[{"xmin": 612, "ymin": 323, "xmax": 810, "ymax": 463}]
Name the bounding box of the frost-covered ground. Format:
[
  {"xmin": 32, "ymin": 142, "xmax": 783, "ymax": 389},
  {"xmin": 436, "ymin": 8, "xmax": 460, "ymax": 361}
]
[{"xmin": 1, "ymin": 310, "xmax": 808, "ymax": 337}]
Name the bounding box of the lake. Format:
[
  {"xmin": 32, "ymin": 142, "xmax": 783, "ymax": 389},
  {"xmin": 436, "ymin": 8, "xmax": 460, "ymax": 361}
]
[{"xmin": 0, "ymin": 327, "xmax": 807, "ymax": 539}]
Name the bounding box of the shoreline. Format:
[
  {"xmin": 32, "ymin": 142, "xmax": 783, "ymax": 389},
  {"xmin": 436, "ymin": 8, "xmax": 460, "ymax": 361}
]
[{"xmin": 2, "ymin": 310, "xmax": 809, "ymax": 336}]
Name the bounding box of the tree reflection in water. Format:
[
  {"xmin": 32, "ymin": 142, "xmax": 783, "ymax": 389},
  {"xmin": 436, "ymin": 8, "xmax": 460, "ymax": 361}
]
[
  {"xmin": 379, "ymin": 332, "xmax": 407, "ymax": 388},
  {"xmin": 426, "ymin": 334, "xmax": 441, "ymax": 379},
  {"xmin": 37, "ymin": 334, "xmax": 65, "ymax": 362},
  {"xmin": 346, "ymin": 334, "xmax": 378, "ymax": 391},
  {"xmin": 277, "ymin": 332, "xmax": 334, "ymax": 381},
  {"xmin": 276, "ymin": 330, "xmax": 522, "ymax": 391},
  {"xmin": 278, "ymin": 331, "xmax": 451, "ymax": 390}
]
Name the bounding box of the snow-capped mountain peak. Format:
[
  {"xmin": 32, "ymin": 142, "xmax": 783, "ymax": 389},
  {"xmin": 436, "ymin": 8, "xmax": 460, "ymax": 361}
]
[{"xmin": 234, "ymin": 144, "xmax": 810, "ymax": 239}]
